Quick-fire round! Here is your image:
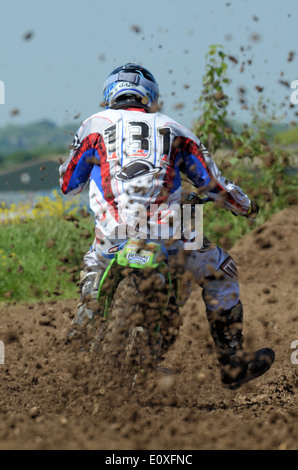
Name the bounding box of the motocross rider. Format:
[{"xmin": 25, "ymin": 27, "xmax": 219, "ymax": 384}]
[{"xmin": 59, "ymin": 63, "xmax": 275, "ymax": 390}]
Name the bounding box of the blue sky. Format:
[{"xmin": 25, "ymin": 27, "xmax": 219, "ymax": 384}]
[{"xmin": 0, "ymin": 0, "xmax": 297, "ymax": 130}]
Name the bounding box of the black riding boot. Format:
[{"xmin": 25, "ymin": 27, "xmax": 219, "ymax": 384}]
[{"xmin": 207, "ymin": 301, "xmax": 275, "ymax": 390}]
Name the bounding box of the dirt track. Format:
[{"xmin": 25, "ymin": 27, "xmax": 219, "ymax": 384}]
[{"xmin": 0, "ymin": 207, "xmax": 297, "ymax": 450}]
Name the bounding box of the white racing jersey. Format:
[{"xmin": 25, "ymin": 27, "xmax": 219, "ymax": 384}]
[{"xmin": 59, "ymin": 108, "xmax": 250, "ymax": 241}]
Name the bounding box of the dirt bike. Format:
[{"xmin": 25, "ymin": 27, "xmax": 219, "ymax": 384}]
[{"xmin": 91, "ymin": 195, "xmax": 211, "ymax": 382}]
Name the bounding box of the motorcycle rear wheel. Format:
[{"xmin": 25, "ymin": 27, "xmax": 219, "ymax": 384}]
[{"xmin": 103, "ymin": 273, "xmax": 153, "ymax": 373}]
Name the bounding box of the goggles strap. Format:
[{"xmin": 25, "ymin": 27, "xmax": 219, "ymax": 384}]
[{"xmin": 103, "ymin": 72, "xmax": 159, "ymax": 96}]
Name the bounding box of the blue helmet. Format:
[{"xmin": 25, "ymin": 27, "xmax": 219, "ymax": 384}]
[{"xmin": 103, "ymin": 63, "xmax": 159, "ymax": 111}]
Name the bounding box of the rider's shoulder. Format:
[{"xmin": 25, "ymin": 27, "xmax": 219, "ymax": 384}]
[
  {"xmin": 76, "ymin": 109, "xmax": 119, "ymax": 134},
  {"xmin": 83, "ymin": 109, "xmax": 118, "ymax": 125},
  {"xmin": 154, "ymin": 112, "xmax": 199, "ymax": 140},
  {"xmin": 154, "ymin": 111, "xmax": 180, "ymax": 126}
]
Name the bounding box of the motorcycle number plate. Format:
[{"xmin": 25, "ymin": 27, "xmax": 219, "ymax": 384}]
[{"xmin": 126, "ymin": 249, "xmax": 151, "ymax": 265}]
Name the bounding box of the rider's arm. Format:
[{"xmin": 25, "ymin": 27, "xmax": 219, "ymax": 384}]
[
  {"xmin": 59, "ymin": 120, "xmax": 97, "ymax": 195},
  {"xmin": 202, "ymin": 149, "xmax": 251, "ymax": 216},
  {"xmin": 174, "ymin": 133, "xmax": 251, "ymax": 216}
]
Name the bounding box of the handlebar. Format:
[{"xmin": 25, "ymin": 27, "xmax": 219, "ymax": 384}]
[
  {"xmin": 196, "ymin": 196, "xmax": 213, "ymax": 204},
  {"xmin": 181, "ymin": 192, "xmax": 213, "ymax": 205}
]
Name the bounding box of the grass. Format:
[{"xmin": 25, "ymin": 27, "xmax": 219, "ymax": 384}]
[
  {"xmin": 0, "ymin": 193, "xmax": 94, "ymax": 303},
  {"xmin": 0, "ymin": 217, "xmax": 93, "ymax": 302}
]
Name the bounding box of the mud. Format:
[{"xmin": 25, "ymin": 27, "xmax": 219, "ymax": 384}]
[{"xmin": 0, "ymin": 207, "xmax": 297, "ymax": 450}]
